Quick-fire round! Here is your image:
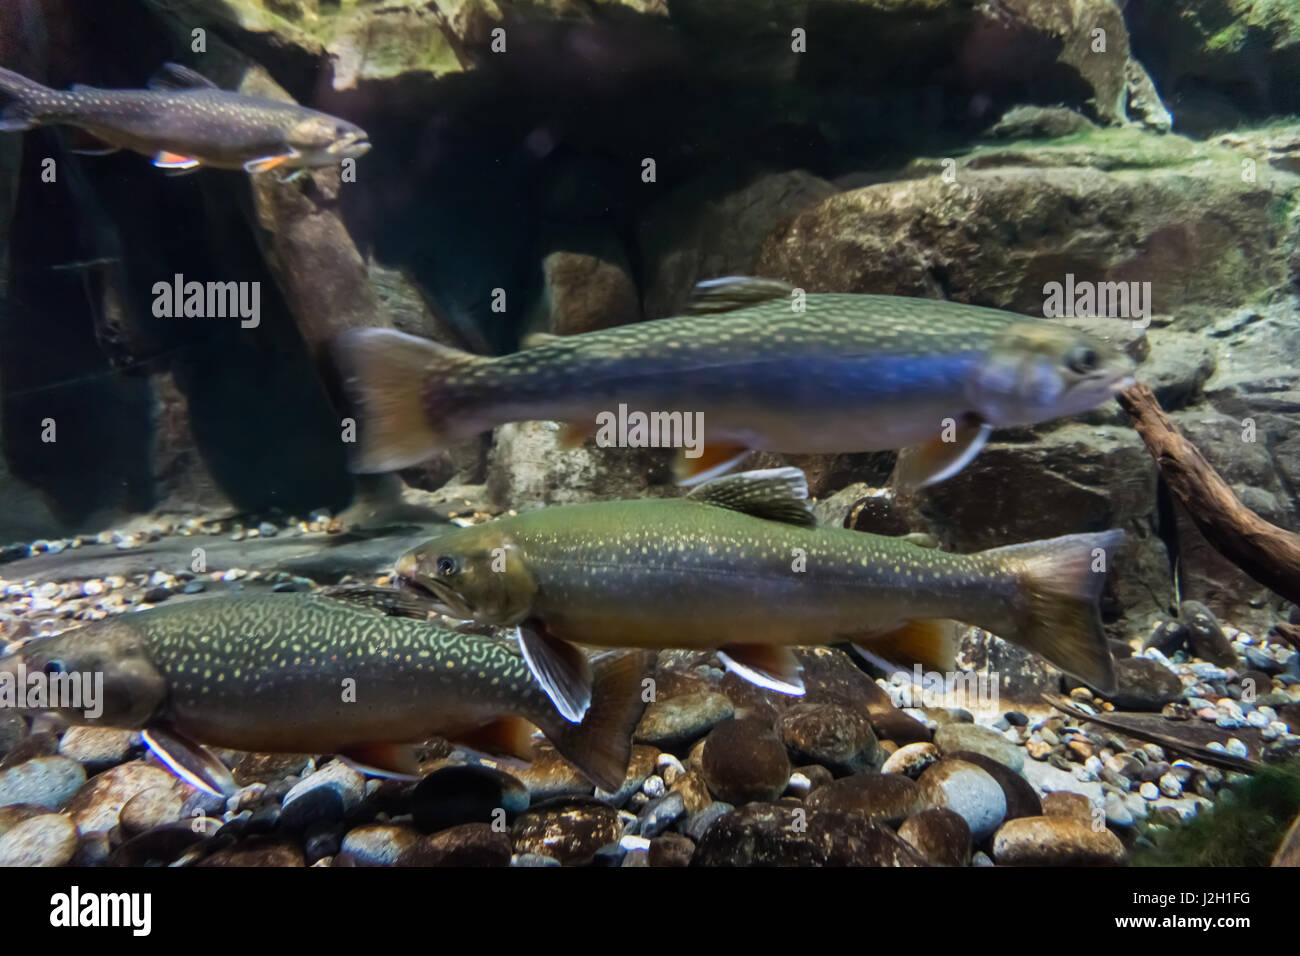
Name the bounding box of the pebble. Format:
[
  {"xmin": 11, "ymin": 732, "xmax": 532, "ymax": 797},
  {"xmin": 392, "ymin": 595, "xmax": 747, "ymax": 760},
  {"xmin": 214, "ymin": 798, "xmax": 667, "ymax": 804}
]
[
  {"xmin": 634, "ymin": 692, "xmax": 734, "ymax": 748},
  {"xmin": 898, "ymin": 808, "xmax": 971, "ymax": 866},
  {"xmin": 682, "ymin": 801, "xmax": 733, "ymax": 842},
  {"xmin": 916, "ymin": 759, "xmax": 1006, "ymax": 841},
  {"xmin": 0, "ymin": 813, "xmax": 78, "ymax": 866},
  {"xmin": 944, "ymin": 749, "xmax": 1041, "ymax": 821},
  {"xmin": 1042, "ymin": 791, "xmax": 1092, "ymax": 819},
  {"xmin": 881, "ymin": 741, "xmax": 940, "ymax": 777},
  {"xmin": 636, "ymin": 791, "xmax": 686, "ymax": 838},
  {"xmin": 1139, "ymin": 781, "xmax": 1160, "ymax": 800},
  {"xmin": 118, "ymin": 786, "xmax": 184, "ymax": 837},
  {"xmin": 934, "ymin": 723, "xmax": 1025, "ymax": 771},
  {"xmin": 1104, "ymin": 792, "xmax": 1134, "ymax": 828},
  {"xmin": 992, "ymin": 815, "xmax": 1126, "ymax": 866},
  {"xmin": 804, "ymin": 773, "xmax": 924, "ymax": 826},
  {"xmin": 64, "ymin": 761, "xmax": 182, "ymax": 834},
  {"xmin": 648, "ymin": 832, "xmax": 695, "ymax": 867},
  {"xmin": 692, "ymin": 803, "xmax": 926, "ymax": 867},
  {"xmin": 410, "ymin": 764, "xmax": 528, "ymax": 832},
  {"xmin": 778, "ymin": 702, "xmax": 880, "ymax": 774},
  {"xmin": 700, "ymin": 718, "xmax": 791, "ymax": 805},
  {"xmin": 198, "ymin": 838, "xmax": 305, "ymax": 867},
  {"xmin": 1106, "ymin": 657, "xmax": 1185, "ymax": 710},
  {"xmin": 512, "ymin": 804, "xmax": 623, "ymax": 866},
  {"xmin": 0, "ymin": 756, "xmax": 86, "ymax": 810},
  {"xmin": 56, "ymin": 727, "xmax": 135, "ymax": 772},
  {"xmin": 1158, "ymin": 773, "xmax": 1183, "ymax": 797},
  {"xmin": 280, "ymin": 759, "xmax": 365, "ymax": 830}
]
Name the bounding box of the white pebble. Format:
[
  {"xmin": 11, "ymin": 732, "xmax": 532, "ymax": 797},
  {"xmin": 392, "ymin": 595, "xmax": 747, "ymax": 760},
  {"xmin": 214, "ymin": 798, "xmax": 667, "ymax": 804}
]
[
  {"xmin": 1139, "ymin": 782, "xmax": 1159, "ymax": 800},
  {"xmin": 1224, "ymin": 739, "xmax": 1249, "ymax": 758}
]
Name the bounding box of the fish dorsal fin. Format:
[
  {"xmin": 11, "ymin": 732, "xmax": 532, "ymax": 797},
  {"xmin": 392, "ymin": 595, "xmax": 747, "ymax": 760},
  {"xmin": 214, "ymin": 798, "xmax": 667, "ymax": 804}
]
[
  {"xmin": 687, "ymin": 466, "xmax": 816, "ymax": 526},
  {"xmin": 521, "ymin": 332, "xmax": 563, "ymax": 349},
  {"xmin": 148, "ymin": 63, "xmax": 220, "ymax": 92},
  {"xmin": 686, "ymin": 276, "xmax": 796, "ymax": 314}
]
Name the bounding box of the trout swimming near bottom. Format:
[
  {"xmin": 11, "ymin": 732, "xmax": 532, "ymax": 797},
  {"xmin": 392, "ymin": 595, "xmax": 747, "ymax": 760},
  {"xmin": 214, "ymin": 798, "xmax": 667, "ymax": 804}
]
[
  {"xmin": 0, "ymin": 593, "xmax": 651, "ymax": 794},
  {"xmin": 397, "ymin": 468, "xmax": 1122, "ymax": 712}
]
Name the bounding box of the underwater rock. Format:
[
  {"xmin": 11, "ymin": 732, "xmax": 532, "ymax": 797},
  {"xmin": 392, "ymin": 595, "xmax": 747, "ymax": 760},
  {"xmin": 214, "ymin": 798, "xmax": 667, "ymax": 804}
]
[
  {"xmin": 992, "ymin": 814, "xmax": 1126, "ymax": 865},
  {"xmin": 64, "ymin": 762, "xmax": 184, "ymax": 836},
  {"xmin": 881, "ymin": 742, "xmax": 941, "ymax": 778},
  {"xmin": 944, "ymin": 750, "xmax": 1042, "ymax": 822},
  {"xmin": 648, "ymin": 832, "xmax": 695, "ymax": 867},
  {"xmin": 56, "ymin": 727, "xmax": 136, "ymax": 774},
  {"xmin": 1179, "ymin": 601, "xmax": 1239, "ymax": 667},
  {"xmin": 1103, "ymin": 657, "xmax": 1185, "ymax": 710},
  {"xmin": 1041, "ymin": 790, "xmax": 1093, "ymax": 819},
  {"xmin": 984, "ymin": 105, "xmax": 1098, "ymax": 140},
  {"xmin": 757, "ymin": 129, "xmax": 1296, "ymax": 321},
  {"xmin": 340, "ymin": 824, "xmax": 421, "ymax": 866},
  {"xmin": 404, "ymin": 823, "xmax": 512, "ymax": 867},
  {"xmin": 778, "ymin": 702, "xmax": 882, "ymax": 774},
  {"xmin": 898, "ymin": 808, "xmax": 971, "ymax": 867},
  {"xmin": 916, "ymin": 758, "xmax": 1007, "ymax": 841},
  {"xmin": 635, "ymin": 691, "xmax": 735, "ymax": 750},
  {"xmin": 117, "ymin": 786, "xmax": 184, "ymax": 838},
  {"xmin": 691, "ymin": 803, "xmax": 927, "ymax": 867},
  {"xmin": 510, "ymin": 802, "xmax": 624, "ymax": 866},
  {"xmin": 934, "ymin": 723, "xmax": 1025, "ymax": 772},
  {"xmin": 411, "ymin": 764, "xmax": 529, "ymax": 832},
  {"xmin": 0, "ymin": 812, "xmax": 78, "ymax": 867},
  {"xmin": 534, "ymin": 227, "xmax": 642, "ymax": 336},
  {"xmin": 199, "ymin": 837, "xmax": 306, "ymax": 867},
  {"xmin": 700, "ymin": 717, "xmax": 791, "ymax": 806},
  {"xmin": 0, "ymin": 756, "xmax": 87, "ymax": 812},
  {"xmin": 803, "ymin": 773, "xmax": 924, "ymax": 827},
  {"xmin": 1124, "ymin": 58, "xmax": 1173, "ymax": 133},
  {"xmin": 279, "ymin": 759, "xmax": 366, "ymax": 830}
]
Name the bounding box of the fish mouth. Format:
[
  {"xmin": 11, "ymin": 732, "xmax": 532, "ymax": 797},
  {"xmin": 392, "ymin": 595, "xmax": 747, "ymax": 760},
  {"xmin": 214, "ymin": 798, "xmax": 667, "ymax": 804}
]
[
  {"xmin": 396, "ymin": 572, "xmax": 467, "ymax": 618},
  {"xmin": 1109, "ymin": 374, "xmax": 1138, "ymax": 394},
  {"xmin": 328, "ymin": 133, "xmax": 371, "ymax": 156}
]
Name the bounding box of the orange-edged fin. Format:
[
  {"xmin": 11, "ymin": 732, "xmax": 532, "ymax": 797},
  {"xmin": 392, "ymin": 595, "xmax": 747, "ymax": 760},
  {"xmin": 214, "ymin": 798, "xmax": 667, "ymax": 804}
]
[
  {"xmin": 337, "ymin": 743, "xmax": 422, "ymax": 780},
  {"xmin": 717, "ymin": 644, "xmax": 805, "ymax": 696},
  {"xmin": 893, "ymin": 419, "xmax": 992, "ymax": 492},
  {"xmin": 974, "ymin": 529, "xmax": 1123, "ymax": 695},
  {"xmin": 152, "ymin": 150, "xmax": 200, "ymax": 170},
  {"xmin": 452, "ymin": 717, "xmax": 540, "ymax": 762},
  {"xmin": 851, "ymin": 619, "xmax": 960, "ymax": 677},
  {"xmin": 516, "ymin": 622, "xmax": 592, "ymax": 723},
  {"xmin": 331, "ymin": 327, "xmax": 481, "ymax": 473},
  {"xmin": 674, "ymin": 443, "xmax": 751, "ymax": 486},
  {"xmin": 532, "ymin": 650, "xmax": 655, "ymax": 792},
  {"xmin": 559, "ymin": 420, "xmax": 595, "ymax": 449},
  {"xmin": 242, "ymin": 151, "xmax": 297, "ymax": 174},
  {"xmin": 142, "ymin": 727, "xmax": 237, "ymax": 797}
]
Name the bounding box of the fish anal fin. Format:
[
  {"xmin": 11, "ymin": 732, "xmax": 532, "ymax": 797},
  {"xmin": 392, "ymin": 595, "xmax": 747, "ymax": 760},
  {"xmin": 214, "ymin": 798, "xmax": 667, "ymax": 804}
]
[
  {"xmin": 893, "ymin": 418, "xmax": 992, "ymax": 492},
  {"xmin": 851, "ymin": 619, "xmax": 959, "ymax": 676},
  {"xmin": 148, "ymin": 63, "xmax": 220, "ymax": 91},
  {"xmin": 452, "ymin": 717, "xmax": 540, "ymax": 762},
  {"xmin": 674, "ymin": 443, "xmax": 750, "ymax": 486},
  {"xmin": 686, "ymin": 276, "xmax": 796, "ymax": 314},
  {"xmin": 152, "ymin": 150, "xmax": 200, "ymax": 170},
  {"xmin": 717, "ymin": 644, "xmax": 805, "ymax": 695},
  {"xmin": 338, "ymin": 743, "xmax": 422, "ymax": 779},
  {"xmin": 142, "ymin": 726, "xmax": 237, "ymax": 797},
  {"xmin": 516, "ymin": 622, "xmax": 593, "ymax": 723},
  {"xmin": 688, "ymin": 466, "xmax": 816, "ymax": 526}
]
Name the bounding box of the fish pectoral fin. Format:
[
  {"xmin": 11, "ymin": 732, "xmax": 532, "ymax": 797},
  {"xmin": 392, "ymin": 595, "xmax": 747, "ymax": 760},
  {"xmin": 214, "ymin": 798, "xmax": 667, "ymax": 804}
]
[
  {"xmin": 337, "ymin": 743, "xmax": 422, "ymax": 780},
  {"xmin": 142, "ymin": 726, "xmax": 237, "ymax": 798},
  {"xmin": 717, "ymin": 644, "xmax": 805, "ymax": 696},
  {"xmin": 148, "ymin": 63, "xmax": 221, "ymax": 91},
  {"xmin": 64, "ymin": 130, "xmax": 121, "ymax": 156},
  {"xmin": 687, "ymin": 465, "xmax": 816, "ymax": 526},
  {"xmin": 674, "ymin": 443, "xmax": 751, "ymax": 486},
  {"xmin": 559, "ymin": 420, "xmax": 596, "ymax": 449},
  {"xmin": 452, "ymin": 717, "xmax": 540, "ymax": 762},
  {"xmin": 243, "ymin": 151, "xmax": 299, "ymax": 174},
  {"xmin": 152, "ymin": 150, "xmax": 201, "ymax": 170},
  {"xmin": 686, "ymin": 275, "xmax": 796, "ymax": 314},
  {"xmin": 892, "ymin": 418, "xmax": 992, "ymax": 492},
  {"xmin": 850, "ymin": 619, "xmax": 960, "ymax": 675},
  {"xmin": 516, "ymin": 622, "xmax": 593, "ymax": 723}
]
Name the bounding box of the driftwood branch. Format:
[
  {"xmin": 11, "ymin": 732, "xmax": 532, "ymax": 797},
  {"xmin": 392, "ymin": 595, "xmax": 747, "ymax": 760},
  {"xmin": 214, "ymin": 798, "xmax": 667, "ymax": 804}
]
[{"xmin": 1117, "ymin": 383, "xmax": 1300, "ymax": 607}]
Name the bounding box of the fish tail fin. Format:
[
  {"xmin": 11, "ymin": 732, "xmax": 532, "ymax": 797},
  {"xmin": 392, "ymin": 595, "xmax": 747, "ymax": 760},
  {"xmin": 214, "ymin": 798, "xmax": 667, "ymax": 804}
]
[
  {"xmin": 0, "ymin": 66, "xmax": 57, "ymax": 131},
  {"xmin": 976, "ymin": 529, "xmax": 1123, "ymax": 694},
  {"xmin": 535, "ymin": 650, "xmax": 653, "ymax": 793},
  {"xmin": 331, "ymin": 327, "xmax": 482, "ymax": 473}
]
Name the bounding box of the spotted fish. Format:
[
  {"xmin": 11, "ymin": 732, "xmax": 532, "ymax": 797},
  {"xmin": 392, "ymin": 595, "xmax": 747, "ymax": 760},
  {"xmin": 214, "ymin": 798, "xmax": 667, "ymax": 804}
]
[
  {"xmin": 335, "ymin": 276, "xmax": 1135, "ymax": 488},
  {"xmin": 397, "ymin": 467, "xmax": 1121, "ymax": 710},
  {"xmin": 0, "ymin": 593, "xmax": 650, "ymax": 795},
  {"xmin": 0, "ymin": 62, "xmax": 370, "ymax": 173}
]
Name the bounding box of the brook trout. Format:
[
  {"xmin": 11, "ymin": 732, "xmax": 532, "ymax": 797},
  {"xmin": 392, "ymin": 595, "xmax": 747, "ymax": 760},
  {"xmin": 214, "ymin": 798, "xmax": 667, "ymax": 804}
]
[
  {"xmin": 0, "ymin": 62, "xmax": 369, "ymax": 173},
  {"xmin": 335, "ymin": 276, "xmax": 1135, "ymax": 488},
  {"xmin": 397, "ymin": 468, "xmax": 1121, "ymax": 712},
  {"xmin": 0, "ymin": 593, "xmax": 649, "ymax": 794}
]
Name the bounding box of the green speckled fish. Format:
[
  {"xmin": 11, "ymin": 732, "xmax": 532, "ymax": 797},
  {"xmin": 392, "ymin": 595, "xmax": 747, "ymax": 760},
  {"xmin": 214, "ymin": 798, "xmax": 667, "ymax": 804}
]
[
  {"xmin": 397, "ymin": 468, "xmax": 1121, "ymax": 709},
  {"xmin": 0, "ymin": 593, "xmax": 649, "ymax": 794},
  {"xmin": 0, "ymin": 62, "xmax": 369, "ymax": 173},
  {"xmin": 335, "ymin": 276, "xmax": 1135, "ymax": 488}
]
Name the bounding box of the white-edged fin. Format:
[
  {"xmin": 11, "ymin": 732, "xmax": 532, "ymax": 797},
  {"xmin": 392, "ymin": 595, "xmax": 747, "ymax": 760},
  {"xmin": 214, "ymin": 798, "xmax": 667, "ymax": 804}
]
[
  {"xmin": 851, "ymin": 642, "xmax": 910, "ymax": 679},
  {"xmin": 516, "ymin": 623, "xmax": 592, "ymax": 723},
  {"xmin": 687, "ymin": 276, "xmax": 796, "ymax": 314},
  {"xmin": 68, "ymin": 145, "xmax": 121, "ymax": 156},
  {"xmin": 338, "ymin": 743, "xmax": 423, "ymax": 781},
  {"xmin": 893, "ymin": 420, "xmax": 992, "ymax": 492},
  {"xmin": 148, "ymin": 63, "xmax": 221, "ymax": 91},
  {"xmin": 142, "ymin": 727, "xmax": 237, "ymax": 797},
  {"xmin": 243, "ymin": 151, "xmax": 299, "ymax": 174},
  {"xmin": 152, "ymin": 150, "xmax": 200, "ymax": 170},
  {"xmin": 717, "ymin": 644, "xmax": 805, "ymax": 696}
]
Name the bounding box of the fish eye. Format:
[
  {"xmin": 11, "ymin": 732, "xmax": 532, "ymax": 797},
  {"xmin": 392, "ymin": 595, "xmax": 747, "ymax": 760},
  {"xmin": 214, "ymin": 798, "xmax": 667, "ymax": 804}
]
[
  {"xmin": 435, "ymin": 556, "xmax": 458, "ymax": 576},
  {"xmin": 1065, "ymin": 345, "xmax": 1099, "ymax": 374},
  {"xmin": 43, "ymin": 659, "xmax": 65, "ymax": 676}
]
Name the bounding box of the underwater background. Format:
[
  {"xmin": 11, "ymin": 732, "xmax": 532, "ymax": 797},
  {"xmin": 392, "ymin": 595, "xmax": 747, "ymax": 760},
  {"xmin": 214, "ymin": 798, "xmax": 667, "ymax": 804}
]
[{"xmin": 0, "ymin": 0, "xmax": 1297, "ymax": 868}]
